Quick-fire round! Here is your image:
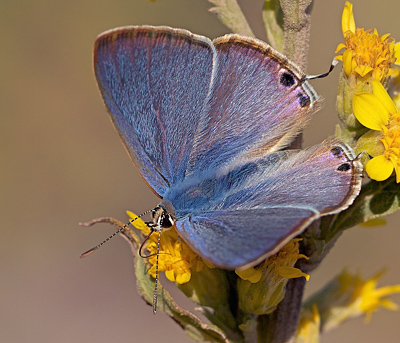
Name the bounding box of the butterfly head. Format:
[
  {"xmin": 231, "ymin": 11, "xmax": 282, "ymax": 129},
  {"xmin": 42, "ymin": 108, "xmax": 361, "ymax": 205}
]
[{"xmin": 151, "ymin": 205, "xmax": 175, "ymax": 231}]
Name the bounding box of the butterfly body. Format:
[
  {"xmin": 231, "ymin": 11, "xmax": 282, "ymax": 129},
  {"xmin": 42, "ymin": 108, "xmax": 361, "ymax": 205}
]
[{"xmin": 94, "ymin": 26, "xmax": 362, "ymax": 270}]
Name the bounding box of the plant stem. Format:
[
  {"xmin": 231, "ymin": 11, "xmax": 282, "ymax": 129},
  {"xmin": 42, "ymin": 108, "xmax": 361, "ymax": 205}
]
[{"xmin": 259, "ymin": 2, "xmax": 315, "ymax": 341}]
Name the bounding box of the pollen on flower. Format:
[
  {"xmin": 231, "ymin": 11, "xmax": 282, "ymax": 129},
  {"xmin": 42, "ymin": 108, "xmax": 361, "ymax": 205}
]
[
  {"xmin": 336, "ymin": 2, "xmax": 399, "ymax": 82},
  {"xmin": 127, "ymin": 211, "xmax": 211, "ymax": 284},
  {"xmin": 336, "ymin": 28, "xmax": 397, "ymax": 81}
]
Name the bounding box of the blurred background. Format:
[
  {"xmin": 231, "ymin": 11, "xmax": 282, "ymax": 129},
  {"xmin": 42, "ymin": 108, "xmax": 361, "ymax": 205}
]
[{"xmin": 1, "ymin": 0, "xmax": 400, "ymax": 342}]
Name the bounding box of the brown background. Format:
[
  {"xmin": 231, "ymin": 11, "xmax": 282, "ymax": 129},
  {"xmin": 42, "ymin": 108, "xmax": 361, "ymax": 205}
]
[{"xmin": 1, "ymin": 0, "xmax": 399, "ymax": 342}]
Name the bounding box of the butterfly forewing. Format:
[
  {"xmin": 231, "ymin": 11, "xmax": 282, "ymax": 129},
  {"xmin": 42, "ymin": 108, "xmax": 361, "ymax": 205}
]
[
  {"xmin": 187, "ymin": 35, "xmax": 322, "ymax": 174},
  {"xmin": 94, "ymin": 26, "xmax": 216, "ymax": 196},
  {"xmin": 94, "ymin": 27, "xmax": 324, "ymax": 195}
]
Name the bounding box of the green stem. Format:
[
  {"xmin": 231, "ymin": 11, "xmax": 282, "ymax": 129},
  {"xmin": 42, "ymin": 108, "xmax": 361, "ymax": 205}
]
[
  {"xmin": 257, "ymin": 2, "xmax": 315, "ymax": 341},
  {"xmin": 281, "ymin": 0, "xmax": 314, "ymax": 150},
  {"xmin": 258, "ymin": 278, "xmax": 306, "ymax": 343},
  {"xmin": 281, "ymin": 0, "xmax": 314, "ymax": 70}
]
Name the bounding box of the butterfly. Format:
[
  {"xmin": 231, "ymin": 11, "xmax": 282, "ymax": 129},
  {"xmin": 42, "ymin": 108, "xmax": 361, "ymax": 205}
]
[{"xmin": 91, "ymin": 25, "xmax": 362, "ymax": 271}]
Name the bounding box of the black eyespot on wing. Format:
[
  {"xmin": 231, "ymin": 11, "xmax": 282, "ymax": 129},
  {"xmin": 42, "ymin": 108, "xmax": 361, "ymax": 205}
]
[
  {"xmin": 298, "ymin": 93, "xmax": 310, "ymax": 108},
  {"xmin": 338, "ymin": 163, "xmax": 351, "ymax": 172},
  {"xmin": 331, "ymin": 146, "xmax": 343, "ymax": 158},
  {"xmin": 280, "ymin": 72, "xmax": 295, "ymax": 87}
]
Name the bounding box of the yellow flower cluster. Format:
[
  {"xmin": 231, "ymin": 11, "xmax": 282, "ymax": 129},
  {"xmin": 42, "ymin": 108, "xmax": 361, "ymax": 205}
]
[
  {"xmin": 236, "ymin": 239, "xmax": 309, "ymax": 315},
  {"xmin": 336, "ymin": 2, "xmax": 399, "ymax": 82},
  {"xmin": 235, "ymin": 238, "xmax": 309, "ymax": 283},
  {"xmin": 127, "ymin": 211, "xmax": 211, "ymax": 284},
  {"xmin": 353, "ymin": 81, "xmax": 400, "ymax": 182},
  {"xmin": 129, "ymin": 210, "xmax": 309, "ymax": 291},
  {"xmin": 337, "ymin": 269, "xmax": 400, "ymax": 322},
  {"xmin": 304, "ymin": 269, "xmax": 400, "ymax": 333},
  {"xmin": 336, "ymin": 2, "xmax": 400, "ymax": 182},
  {"xmin": 296, "ymin": 305, "xmax": 320, "ymax": 343}
]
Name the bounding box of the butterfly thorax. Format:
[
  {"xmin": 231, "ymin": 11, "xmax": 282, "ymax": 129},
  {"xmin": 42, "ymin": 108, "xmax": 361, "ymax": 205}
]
[{"xmin": 161, "ymin": 156, "xmax": 280, "ymax": 219}]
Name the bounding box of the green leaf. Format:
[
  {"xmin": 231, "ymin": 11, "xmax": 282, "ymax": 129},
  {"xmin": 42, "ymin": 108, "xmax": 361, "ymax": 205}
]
[
  {"xmin": 262, "ymin": 0, "xmax": 284, "ymax": 52},
  {"xmin": 325, "ymin": 177, "xmax": 400, "ymax": 241},
  {"xmin": 208, "ymin": 0, "xmax": 254, "ymax": 37},
  {"xmin": 178, "ymin": 268, "xmax": 243, "ymax": 342}
]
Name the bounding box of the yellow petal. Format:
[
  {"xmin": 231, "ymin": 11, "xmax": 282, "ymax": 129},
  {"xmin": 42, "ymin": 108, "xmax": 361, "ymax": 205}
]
[
  {"xmin": 126, "ymin": 211, "xmax": 150, "ymax": 233},
  {"xmin": 342, "ymin": 1, "xmax": 356, "ymax": 35},
  {"xmin": 379, "ymin": 298, "xmax": 399, "ymax": 311},
  {"xmin": 390, "ymin": 157, "xmax": 400, "ymax": 183},
  {"xmin": 343, "ymin": 49, "xmax": 354, "ymax": 76},
  {"xmin": 236, "ymin": 268, "xmax": 263, "ymax": 283},
  {"xmin": 165, "ymin": 269, "xmax": 176, "ymax": 282},
  {"xmin": 372, "ymin": 80, "xmax": 398, "ymax": 115},
  {"xmin": 365, "ymin": 155, "xmax": 394, "ymax": 181},
  {"xmin": 335, "ymin": 43, "xmax": 346, "ymax": 53},
  {"xmin": 380, "ymin": 33, "xmax": 390, "ymax": 41},
  {"xmin": 354, "ymin": 65, "xmax": 373, "ymax": 77},
  {"xmin": 394, "ymin": 43, "xmax": 400, "ymax": 65},
  {"xmin": 276, "ymin": 266, "xmax": 310, "ymax": 281},
  {"xmin": 175, "ymin": 271, "xmax": 191, "ymax": 284},
  {"xmin": 353, "ymin": 93, "xmax": 389, "ymax": 130}
]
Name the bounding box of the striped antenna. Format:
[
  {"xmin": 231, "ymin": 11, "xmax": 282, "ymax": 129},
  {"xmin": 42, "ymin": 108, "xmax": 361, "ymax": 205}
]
[
  {"xmin": 304, "ymin": 59, "xmax": 339, "ymax": 81},
  {"xmin": 80, "ymin": 209, "xmax": 153, "ymax": 258},
  {"xmin": 152, "ymin": 230, "xmax": 162, "ymax": 314},
  {"xmin": 138, "ymin": 227, "xmax": 170, "ymax": 314}
]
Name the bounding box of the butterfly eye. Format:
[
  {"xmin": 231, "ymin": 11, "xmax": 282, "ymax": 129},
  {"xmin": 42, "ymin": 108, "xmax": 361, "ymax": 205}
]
[
  {"xmin": 151, "ymin": 206, "xmax": 162, "ymax": 218},
  {"xmin": 160, "ymin": 213, "xmax": 175, "ymax": 228}
]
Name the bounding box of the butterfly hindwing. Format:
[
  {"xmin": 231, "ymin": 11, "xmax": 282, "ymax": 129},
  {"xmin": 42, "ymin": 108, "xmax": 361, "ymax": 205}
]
[
  {"xmin": 176, "ymin": 207, "xmax": 318, "ymax": 269},
  {"xmin": 165, "ymin": 141, "xmax": 362, "ymax": 269}
]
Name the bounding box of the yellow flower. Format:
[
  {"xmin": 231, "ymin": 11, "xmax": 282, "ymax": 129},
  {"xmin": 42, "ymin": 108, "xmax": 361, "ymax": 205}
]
[
  {"xmin": 353, "ymin": 80, "xmax": 400, "ymax": 182},
  {"xmin": 127, "ymin": 211, "xmax": 211, "ymax": 284},
  {"xmin": 338, "ymin": 269, "xmax": 400, "ymax": 322},
  {"xmin": 335, "ymin": 1, "xmax": 400, "ymax": 82},
  {"xmin": 305, "ymin": 269, "xmax": 400, "ymax": 331},
  {"xmin": 235, "ymin": 238, "xmax": 309, "ymax": 283},
  {"xmin": 296, "ymin": 305, "xmax": 320, "ymax": 343},
  {"xmin": 236, "ymin": 239, "xmax": 309, "ymax": 315}
]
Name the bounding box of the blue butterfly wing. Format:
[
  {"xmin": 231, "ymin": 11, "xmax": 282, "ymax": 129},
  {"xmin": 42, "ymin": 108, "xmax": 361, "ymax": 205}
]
[
  {"xmin": 94, "ymin": 26, "xmax": 216, "ymax": 196},
  {"xmin": 187, "ymin": 34, "xmax": 322, "ymax": 174},
  {"xmin": 219, "ymin": 141, "xmax": 362, "ymax": 214},
  {"xmin": 95, "ymin": 27, "xmax": 322, "ymax": 196},
  {"xmin": 176, "ymin": 207, "xmax": 318, "ymax": 269},
  {"xmin": 95, "ymin": 26, "xmax": 362, "ymax": 270},
  {"xmin": 168, "ymin": 141, "xmax": 362, "ymax": 269}
]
